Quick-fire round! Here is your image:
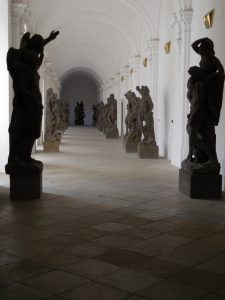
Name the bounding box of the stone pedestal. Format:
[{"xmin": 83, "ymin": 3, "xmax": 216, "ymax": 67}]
[
  {"xmin": 10, "ymin": 173, "xmax": 42, "ymax": 200},
  {"xmin": 179, "ymin": 169, "xmax": 222, "ymax": 199},
  {"xmin": 106, "ymin": 128, "xmax": 119, "ymax": 139},
  {"xmin": 138, "ymin": 143, "xmax": 159, "ymax": 159},
  {"xmin": 125, "ymin": 142, "xmax": 138, "ymax": 153},
  {"xmin": 44, "ymin": 140, "xmax": 60, "ymax": 151}
]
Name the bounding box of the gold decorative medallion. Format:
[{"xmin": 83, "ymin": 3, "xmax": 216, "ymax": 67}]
[
  {"xmin": 203, "ymin": 9, "xmax": 215, "ymax": 29},
  {"xmin": 164, "ymin": 41, "xmax": 171, "ymax": 54},
  {"xmin": 143, "ymin": 57, "xmax": 148, "ymax": 67}
]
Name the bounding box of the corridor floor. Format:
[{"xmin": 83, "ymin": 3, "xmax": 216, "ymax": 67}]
[{"xmin": 1, "ymin": 127, "xmax": 225, "ymax": 299}]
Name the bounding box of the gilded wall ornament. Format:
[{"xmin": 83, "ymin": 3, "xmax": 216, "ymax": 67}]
[
  {"xmin": 203, "ymin": 9, "xmax": 215, "ymax": 29},
  {"xmin": 164, "ymin": 41, "xmax": 171, "ymax": 54},
  {"xmin": 143, "ymin": 57, "xmax": 148, "ymax": 67}
]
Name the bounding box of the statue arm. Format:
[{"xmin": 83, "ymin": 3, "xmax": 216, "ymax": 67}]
[{"xmin": 43, "ymin": 30, "xmax": 60, "ymax": 46}]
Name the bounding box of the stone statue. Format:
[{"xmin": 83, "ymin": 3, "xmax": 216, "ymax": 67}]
[
  {"xmin": 182, "ymin": 38, "xmax": 224, "ymax": 174},
  {"xmin": 136, "ymin": 86, "xmax": 156, "ymax": 146},
  {"xmin": 96, "ymin": 102, "xmax": 105, "ymax": 131},
  {"xmin": 6, "ymin": 30, "xmax": 59, "ymax": 174},
  {"xmin": 74, "ymin": 101, "xmax": 85, "ymax": 125},
  {"xmin": 102, "ymin": 101, "xmax": 111, "ymax": 134},
  {"xmin": 105, "ymin": 94, "xmax": 119, "ymax": 138},
  {"xmin": 92, "ymin": 104, "xmax": 97, "ymax": 126},
  {"xmin": 45, "ymin": 88, "xmax": 59, "ymax": 141},
  {"xmin": 124, "ymin": 90, "xmax": 141, "ymax": 152},
  {"xmin": 179, "ymin": 38, "xmax": 224, "ymax": 198}
]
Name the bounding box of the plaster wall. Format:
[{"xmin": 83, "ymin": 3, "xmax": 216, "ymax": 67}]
[{"xmin": 157, "ymin": 0, "xmax": 176, "ymax": 159}]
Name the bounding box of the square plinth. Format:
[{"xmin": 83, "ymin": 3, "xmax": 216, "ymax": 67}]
[
  {"xmin": 125, "ymin": 142, "xmax": 138, "ymax": 153},
  {"xmin": 10, "ymin": 173, "xmax": 42, "ymax": 200},
  {"xmin": 106, "ymin": 129, "xmax": 119, "ymax": 139},
  {"xmin": 44, "ymin": 140, "xmax": 60, "ymax": 152},
  {"xmin": 138, "ymin": 143, "xmax": 159, "ymax": 159},
  {"xmin": 179, "ymin": 169, "xmax": 222, "ymax": 199}
]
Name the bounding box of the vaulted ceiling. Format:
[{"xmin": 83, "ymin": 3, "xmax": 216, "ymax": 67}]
[{"xmin": 28, "ymin": 0, "xmax": 182, "ymax": 84}]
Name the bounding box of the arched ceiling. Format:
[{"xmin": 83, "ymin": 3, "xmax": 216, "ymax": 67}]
[{"xmin": 28, "ymin": 0, "xmax": 163, "ymax": 84}]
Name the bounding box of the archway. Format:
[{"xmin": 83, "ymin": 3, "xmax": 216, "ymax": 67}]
[{"xmin": 61, "ymin": 72, "xmax": 100, "ymax": 126}]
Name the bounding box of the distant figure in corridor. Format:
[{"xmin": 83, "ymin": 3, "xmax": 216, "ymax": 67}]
[
  {"xmin": 74, "ymin": 101, "xmax": 85, "ymax": 125},
  {"xmin": 6, "ymin": 30, "xmax": 59, "ymax": 174}
]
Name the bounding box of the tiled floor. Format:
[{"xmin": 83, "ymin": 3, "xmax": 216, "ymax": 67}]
[{"xmin": 0, "ymin": 127, "xmax": 225, "ymax": 299}]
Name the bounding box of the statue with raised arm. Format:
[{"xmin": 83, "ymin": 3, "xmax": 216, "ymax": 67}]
[
  {"xmin": 179, "ymin": 38, "xmax": 224, "ymax": 198},
  {"xmin": 6, "ymin": 30, "xmax": 59, "ymax": 175}
]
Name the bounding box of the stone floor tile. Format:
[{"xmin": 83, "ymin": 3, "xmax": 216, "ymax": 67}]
[
  {"xmin": 130, "ymin": 258, "xmax": 187, "ymax": 279},
  {"xmin": 171, "ymin": 269, "xmax": 225, "ymax": 292},
  {"xmin": 0, "ymin": 259, "xmax": 51, "ymax": 281},
  {"xmin": 196, "ymin": 256, "xmax": 225, "ymax": 276},
  {"xmin": 66, "ymin": 227, "xmax": 108, "ymax": 240},
  {"xmin": 61, "ymin": 281, "xmax": 128, "ymax": 300},
  {"xmin": 158, "ymin": 241, "xmax": 225, "ymax": 266},
  {"xmin": 137, "ymin": 280, "xmax": 208, "ymax": 300},
  {"xmin": 123, "ymin": 296, "xmax": 148, "ymax": 300},
  {"xmin": 62, "ymin": 257, "xmax": 120, "ymax": 279},
  {"xmin": 23, "ymin": 270, "xmax": 88, "ymax": 294},
  {"xmin": 0, "ymin": 283, "xmax": 48, "ymax": 300},
  {"xmin": 66, "ymin": 241, "xmax": 107, "ymax": 257},
  {"xmin": 113, "ymin": 216, "xmax": 151, "ymax": 226},
  {"xmin": 94, "ymin": 248, "xmax": 149, "ymax": 268},
  {"xmin": 201, "ymin": 294, "xmax": 225, "ymax": 300},
  {"xmin": 120, "ymin": 227, "xmax": 161, "ymax": 240},
  {"xmin": 92, "ymin": 221, "xmax": 133, "ymax": 233},
  {"xmin": 94, "ymin": 234, "xmax": 140, "ymax": 248},
  {"xmin": 0, "ymin": 252, "xmax": 21, "ymax": 266},
  {"xmin": 42, "ymin": 297, "xmax": 65, "ymax": 300},
  {"xmin": 97, "ymin": 269, "xmax": 161, "ymax": 293}
]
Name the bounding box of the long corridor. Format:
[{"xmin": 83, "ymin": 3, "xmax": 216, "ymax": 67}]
[{"xmin": 0, "ymin": 127, "xmax": 225, "ymax": 299}]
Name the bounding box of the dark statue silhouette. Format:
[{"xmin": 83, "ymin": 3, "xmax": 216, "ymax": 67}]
[
  {"xmin": 74, "ymin": 101, "xmax": 85, "ymax": 125},
  {"xmin": 182, "ymin": 37, "xmax": 224, "ymax": 174},
  {"xmin": 6, "ymin": 30, "xmax": 59, "ymax": 175}
]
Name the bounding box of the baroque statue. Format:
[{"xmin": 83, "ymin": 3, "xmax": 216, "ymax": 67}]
[
  {"xmin": 105, "ymin": 94, "xmax": 119, "ymax": 138},
  {"xmin": 74, "ymin": 101, "xmax": 85, "ymax": 125},
  {"xmin": 182, "ymin": 37, "xmax": 224, "ymax": 174},
  {"xmin": 44, "ymin": 88, "xmax": 61, "ymax": 142},
  {"xmin": 124, "ymin": 90, "xmax": 141, "ymax": 145},
  {"xmin": 136, "ymin": 86, "xmax": 157, "ymax": 146},
  {"xmin": 6, "ymin": 30, "xmax": 59, "ymax": 174}
]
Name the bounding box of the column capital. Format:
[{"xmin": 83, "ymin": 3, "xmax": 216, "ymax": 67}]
[{"xmin": 129, "ymin": 55, "xmax": 141, "ymax": 69}]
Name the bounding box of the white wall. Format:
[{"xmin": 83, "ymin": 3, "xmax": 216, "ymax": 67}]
[
  {"xmin": 157, "ymin": 0, "xmax": 176, "ymax": 159},
  {"xmin": 61, "ymin": 75, "xmax": 98, "ymax": 126},
  {"xmin": 0, "ymin": 0, "xmax": 10, "ymax": 172}
]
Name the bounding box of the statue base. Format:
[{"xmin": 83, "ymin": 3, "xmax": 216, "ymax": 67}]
[
  {"xmin": 138, "ymin": 143, "xmax": 159, "ymax": 159},
  {"xmin": 10, "ymin": 172, "xmax": 42, "ymax": 200},
  {"xmin": 44, "ymin": 140, "xmax": 60, "ymax": 152},
  {"xmin": 179, "ymin": 169, "xmax": 222, "ymax": 199},
  {"xmin": 106, "ymin": 128, "xmax": 119, "ymax": 139},
  {"xmin": 125, "ymin": 141, "xmax": 138, "ymax": 153}
]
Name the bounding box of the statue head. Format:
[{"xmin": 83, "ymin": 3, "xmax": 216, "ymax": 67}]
[
  {"xmin": 198, "ymin": 38, "xmax": 215, "ymax": 56},
  {"xmin": 28, "ymin": 34, "xmax": 44, "ymax": 54}
]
